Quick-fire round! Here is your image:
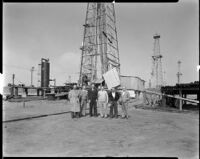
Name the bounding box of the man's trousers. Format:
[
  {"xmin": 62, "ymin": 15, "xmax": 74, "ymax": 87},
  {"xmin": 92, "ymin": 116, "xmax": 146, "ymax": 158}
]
[
  {"xmin": 109, "ymin": 101, "xmax": 118, "ymax": 118},
  {"xmin": 80, "ymin": 100, "xmax": 87, "ymax": 116},
  {"xmin": 98, "ymin": 101, "xmax": 108, "ymax": 117},
  {"xmin": 121, "ymin": 102, "xmax": 128, "ymax": 117},
  {"xmin": 90, "ymin": 100, "xmax": 97, "ymax": 116}
]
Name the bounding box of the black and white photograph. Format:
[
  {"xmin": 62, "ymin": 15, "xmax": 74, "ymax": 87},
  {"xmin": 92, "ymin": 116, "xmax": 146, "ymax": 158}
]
[{"xmin": 2, "ymin": 0, "xmax": 199, "ymax": 158}]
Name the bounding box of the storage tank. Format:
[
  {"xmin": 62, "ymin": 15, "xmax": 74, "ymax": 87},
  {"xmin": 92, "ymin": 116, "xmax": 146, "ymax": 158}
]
[{"xmin": 41, "ymin": 58, "xmax": 50, "ymax": 88}]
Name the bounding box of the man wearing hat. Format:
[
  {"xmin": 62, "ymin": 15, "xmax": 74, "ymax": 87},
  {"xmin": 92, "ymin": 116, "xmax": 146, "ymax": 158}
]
[
  {"xmin": 88, "ymin": 83, "xmax": 98, "ymax": 117},
  {"xmin": 108, "ymin": 87, "xmax": 120, "ymax": 118},
  {"xmin": 119, "ymin": 87, "xmax": 130, "ymax": 119}
]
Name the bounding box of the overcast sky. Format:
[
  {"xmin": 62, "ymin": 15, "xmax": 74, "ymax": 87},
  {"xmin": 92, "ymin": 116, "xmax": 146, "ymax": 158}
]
[{"xmin": 3, "ymin": 1, "xmax": 199, "ymax": 87}]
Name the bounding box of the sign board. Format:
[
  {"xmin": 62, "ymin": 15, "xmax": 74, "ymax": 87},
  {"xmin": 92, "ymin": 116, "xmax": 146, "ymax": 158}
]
[{"xmin": 103, "ymin": 68, "xmax": 120, "ymax": 90}]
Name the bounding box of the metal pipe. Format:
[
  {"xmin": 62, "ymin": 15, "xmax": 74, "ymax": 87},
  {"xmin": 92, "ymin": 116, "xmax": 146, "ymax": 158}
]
[{"xmin": 144, "ymin": 90, "xmax": 199, "ymax": 104}]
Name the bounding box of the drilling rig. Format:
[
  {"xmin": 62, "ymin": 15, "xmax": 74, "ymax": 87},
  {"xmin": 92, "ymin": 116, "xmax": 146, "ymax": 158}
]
[
  {"xmin": 79, "ymin": 3, "xmax": 120, "ymax": 86},
  {"xmin": 150, "ymin": 34, "xmax": 163, "ymax": 89}
]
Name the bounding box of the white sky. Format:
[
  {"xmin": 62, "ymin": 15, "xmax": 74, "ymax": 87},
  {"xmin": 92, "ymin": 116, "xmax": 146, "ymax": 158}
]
[{"xmin": 3, "ymin": 1, "xmax": 199, "ymax": 87}]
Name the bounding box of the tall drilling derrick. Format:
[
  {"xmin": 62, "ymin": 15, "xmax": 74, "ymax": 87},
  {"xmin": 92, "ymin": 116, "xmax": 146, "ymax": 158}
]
[
  {"xmin": 151, "ymin": 34, "xmax": 163, "ymax": 89},
  {"xmin": 176, "ymin": 60, "xmax": 182, "ymax": 84},
  {"xmin": 79, "ymin": 3, "xmax": 120, "ymax": 85}
]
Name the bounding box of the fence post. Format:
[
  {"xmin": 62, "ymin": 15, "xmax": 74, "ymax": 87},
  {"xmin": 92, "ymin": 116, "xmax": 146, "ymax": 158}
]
[
  {"xmin": 23, "ymin": 100, "xmax": 25, "ymax": 108},
  {"xmin": 179, "ymin": 89, "xmax": 182, "ymax": 111},
  {"xmin": 162, "ymin": 95, "xmax": 166, "ymax": 107}
]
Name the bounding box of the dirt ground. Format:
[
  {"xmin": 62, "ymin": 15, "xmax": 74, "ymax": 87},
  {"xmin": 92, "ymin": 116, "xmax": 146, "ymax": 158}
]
[{"xmin": 3, "ymin": 99, "xmax": 199, "ymax": 158}]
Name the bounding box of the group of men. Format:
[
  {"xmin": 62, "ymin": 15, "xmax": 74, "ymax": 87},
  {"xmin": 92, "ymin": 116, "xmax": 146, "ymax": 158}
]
[{"xmin": 68, "ymin": 83, "xmax": 130, "ymax": 119}]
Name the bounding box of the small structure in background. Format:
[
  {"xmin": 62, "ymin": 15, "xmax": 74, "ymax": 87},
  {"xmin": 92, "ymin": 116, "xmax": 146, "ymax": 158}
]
[{"xmin": 120, "ymin": 75, "xmax": 145, "ymax": 99}]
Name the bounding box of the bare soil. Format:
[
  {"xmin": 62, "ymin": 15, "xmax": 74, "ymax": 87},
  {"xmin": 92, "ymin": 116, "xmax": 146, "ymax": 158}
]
[{"xmin": 3, "ymin": 99, "xmax": 199, "ymax": 158}]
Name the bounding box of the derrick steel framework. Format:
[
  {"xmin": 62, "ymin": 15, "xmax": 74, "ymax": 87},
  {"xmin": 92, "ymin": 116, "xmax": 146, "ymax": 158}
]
[
  {"xmin": 150, "ymin": 34, "xmax": 163, "ymax": 89},
  {"xmin": 79, "ymin": 3, "xmax": 120, "ymax": 85}
]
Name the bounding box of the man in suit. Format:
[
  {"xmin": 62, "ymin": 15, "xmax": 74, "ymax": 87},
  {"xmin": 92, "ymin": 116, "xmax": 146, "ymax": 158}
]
[
  {"xmin": 108, "ymin": 87, "xmax": 120, "ymax": 118},
  {"xmin": 88, "ymin": 83, "xmax": 98, "ymax": 117},
  {"xmin": 79, "ymin": 85, "xmax": 88, "ymax": 117},
  {"xmin": 119, "ymin": 87, "xmax": 130, "ymax": 119}
]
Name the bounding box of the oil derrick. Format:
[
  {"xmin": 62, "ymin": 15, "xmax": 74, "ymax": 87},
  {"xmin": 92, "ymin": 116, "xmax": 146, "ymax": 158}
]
[
  {"xmin": 79, "ymin": 3, "xmax": 120, "ymax": 85},
  {"xmin": 176, "ymin": 60, "xmax": 182, "ymax": 84},
  {"xmin": 150, "ymin": 34, "xmax": 163, "ymax": 89}
]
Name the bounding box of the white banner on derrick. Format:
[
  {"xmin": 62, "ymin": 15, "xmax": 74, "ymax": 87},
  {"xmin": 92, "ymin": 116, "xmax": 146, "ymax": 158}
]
[{"xmin": 103, "ymin": 68, "xmax": 120, "ymax": 90}]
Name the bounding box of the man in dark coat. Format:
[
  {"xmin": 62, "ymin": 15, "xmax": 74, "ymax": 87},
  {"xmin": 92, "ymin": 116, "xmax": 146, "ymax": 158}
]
[
  {"xmin": 88, "ymin": 83, "xmax": 98, "ymax": 117},
  {"xmin": 108, "ymin": 87, "xmax": 120, "ymax": 118}
]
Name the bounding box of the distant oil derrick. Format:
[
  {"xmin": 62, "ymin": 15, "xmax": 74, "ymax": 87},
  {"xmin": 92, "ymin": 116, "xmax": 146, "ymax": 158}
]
[{"xmin": 150, "ymin": 34, "xmax": 163, "ymax": 89}]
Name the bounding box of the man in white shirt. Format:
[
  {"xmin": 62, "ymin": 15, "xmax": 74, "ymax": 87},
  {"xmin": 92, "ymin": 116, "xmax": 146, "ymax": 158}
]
[{"xmin": 98, "ymin": 86, "xmax": 108, "ymax": 118}]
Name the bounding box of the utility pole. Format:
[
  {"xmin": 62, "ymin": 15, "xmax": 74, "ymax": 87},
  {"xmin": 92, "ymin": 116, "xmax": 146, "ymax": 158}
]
[
  {"xmin": 12, "ymin": 74, "xmax": 15, "ymax": 96},
  {"xmin": 12, "ymin": 74, "xmax": 15, "ymax": 86},
  {"xmin": 37, "ymin": 64, "xmax": 41, "ymax": 87},
  {"xmin": 54, "ymin": 79, "xmax": 56, "ymax": 86},
  {"xmin": 68, "ymin": 75, "xmax": 71, "ymax": 83},
  {"xmin": 176, "ymin": 60, "xmax": 182, "ymax": 84},
  {"xmin": 30, "ymin": 67, "xmax": 35, "ymax": 86},
  {"xmin": 163, "ymin": 70, "xmax": 166, "ymax": 86}
]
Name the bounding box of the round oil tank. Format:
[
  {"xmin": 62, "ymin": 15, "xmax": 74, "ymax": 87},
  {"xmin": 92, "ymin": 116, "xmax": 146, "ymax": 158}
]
[{"xmin": 41, "ymin": 61, "xmax": 50, "ymax": 87}]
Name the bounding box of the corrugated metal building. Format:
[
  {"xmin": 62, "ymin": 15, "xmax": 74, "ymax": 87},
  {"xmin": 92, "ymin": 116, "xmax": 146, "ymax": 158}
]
[{"xmin": 120, "ymin": 75, "xmax": 145, "ymax": 91}]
